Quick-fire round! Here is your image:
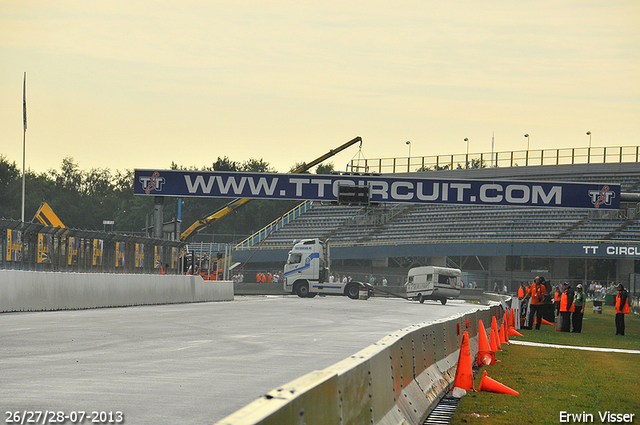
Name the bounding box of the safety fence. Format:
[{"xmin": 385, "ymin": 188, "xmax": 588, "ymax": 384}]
[
  {"xmin": 215, "ymin": 304, "xmax": 501, "ymax": 425},
  {"xmin": 0, "ymin": 218, "xmax": 184, "ymax": 274}
]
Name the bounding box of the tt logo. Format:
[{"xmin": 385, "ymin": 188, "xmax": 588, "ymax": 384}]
[
  {"xmin": 139, "ymin": 171, "xmax": 166, "ymax": 194},
  {"xmin": 588, "ymin": 186, "xmax": 615, "ymax": 208}
]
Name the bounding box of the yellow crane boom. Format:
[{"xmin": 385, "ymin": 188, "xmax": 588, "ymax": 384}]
[
  {"xmin": 34, "ymin": 202, "xmax": 65, "ymax": 228},
  {"xmin": 180, "ymin": 136, "xmax": 362, "ymax": 241}
]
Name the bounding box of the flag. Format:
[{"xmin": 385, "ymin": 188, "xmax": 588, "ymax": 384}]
[{"xmin": 23, "ymin": 72, "xmax": 27, "ymax": 131}]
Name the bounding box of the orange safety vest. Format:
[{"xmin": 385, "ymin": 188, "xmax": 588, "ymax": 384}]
[
  {"xmin": 518, "ymin": 287, "xmax": 525, "ymax": 298},
  {"xmin": 529, "ymin": 283, "xmax": 546, "ymax": 305},
  {"xmin": 560, "ymin": 290, "xmax": 575, "ymax": 312},
  {"xmin": 554, "ymin": 291, "xmax": 562, "ymax": 302},
  {"xmin": 616, "ymin": 292, "xmax": 630, "ymax": 314}
]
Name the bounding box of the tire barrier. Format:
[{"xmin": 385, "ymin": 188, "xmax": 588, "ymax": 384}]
[
  {"xmin": 215, "ymin": 304, "xmax": 501, "ymax": 425},
  {"xmin": 0, "ymin": 270, "xmax": 234, "ymax": 312}
]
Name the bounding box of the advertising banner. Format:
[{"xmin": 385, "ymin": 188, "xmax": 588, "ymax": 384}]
[
  {"xmin": 134, "ymin": 169, "xmax": 620, "ymax": 210},
  {"xmin": 135, "ymin": 243, "xmax": 144, "ymax": 268},
  {"xmin": 93, "ymin": 239, "xmax": 103, "ymax": 266},
  {"xmin": 6, "ymin": 229, "xmax": 22, "ymax": 262}
]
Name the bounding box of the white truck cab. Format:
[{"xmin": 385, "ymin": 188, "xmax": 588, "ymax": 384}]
[
  {"xmin": 283, "ymin": 238, "xmax": 367, "ymax": 299},
  {"xmin": 405, "ymin": 266, "xmax": 462, "ymax": 305}
]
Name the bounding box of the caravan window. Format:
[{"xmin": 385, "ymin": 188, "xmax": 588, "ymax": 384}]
[
  {"xmin": 287, "ymin": 253, "xmax": 302, "ymax": 265},
  {"xmin": 438, "ymin": 274, "xmax": 457, "ymax": 285}
]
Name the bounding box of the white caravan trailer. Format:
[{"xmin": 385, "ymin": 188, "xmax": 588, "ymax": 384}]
[{"xmin": 405, "ymin": 266, "xmax": 462, "ymax": 305}]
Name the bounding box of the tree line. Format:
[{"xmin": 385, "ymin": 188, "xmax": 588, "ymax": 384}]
[{"xmin": 0, "ymin": 155, "xmax": 335, "ymax": 243}]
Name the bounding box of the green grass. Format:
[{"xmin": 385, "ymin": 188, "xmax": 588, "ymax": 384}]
[{"xmin": 450, "ymin": 302, "xmax": 640, "ymax": 425}]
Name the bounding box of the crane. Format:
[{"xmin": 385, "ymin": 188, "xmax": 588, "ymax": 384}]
[{"xmin": 180, "ymin": 136, "xmax": 363, "ymax": 241}]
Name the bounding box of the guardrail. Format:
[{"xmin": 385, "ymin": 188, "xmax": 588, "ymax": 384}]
[{"xmin": 214, "ymin": 304, "xmax": 501, "ymax": 425}]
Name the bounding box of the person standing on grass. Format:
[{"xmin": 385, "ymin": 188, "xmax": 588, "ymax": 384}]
[
  {"xmin": 559, "ymin": 282, "xmax": 575, "ymax": 333},
  {"xmin": 524, "ymin": 276, "xmax": 547, "ymax": 330},
  {"xmin": 572, "ymin": 284, "xmax": 587, "ymax": 333},
  {"xmin": 615, "ymin": 284, "xmax": 630, "ymax": 336}
]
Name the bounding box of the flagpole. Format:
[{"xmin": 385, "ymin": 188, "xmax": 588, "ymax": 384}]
[{"xmin": 21, "ymin": 71, "xmax": 27, "ymax": 224}]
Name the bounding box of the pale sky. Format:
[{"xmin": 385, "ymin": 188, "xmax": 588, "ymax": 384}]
[{"xmin": 1, "ymin": 1, "xmax": 639, "ymax": 174}]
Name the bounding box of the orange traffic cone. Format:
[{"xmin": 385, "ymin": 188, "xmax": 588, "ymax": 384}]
[
  {"xmin": 490, "ymin": 326, "xmax": 501, "ymax": 351},
  {"xmin": 478, "ymin": 370, "xmax": 519, "ymax": 395},
  {"xmin": 508, "ymin": 327, "xmax": 523, "ymax": 337},
  {"xmin": 491, "ymin": 317, "xmax": 502, "ymax": 351},
  {"xmin": 452, "ymin": 331, "xmax": 475, "ymax": 391},
  {"xmin": 499, "ymin": 323, "xmax": 507, "ymax": 344},
  {"xmin": 533, "ymin": 317, "xmax": 555, "ymax": 326},
  {"xmin": 502, "ymin": 321, "xmax": 510, "ymax": 343},
  {"xmin": 477, "ymin": 319, "xmax": 495, "ymax": 366},
  {"xmin": 510, "ymin": 309, "xmax": 516, "ymax": 329}
]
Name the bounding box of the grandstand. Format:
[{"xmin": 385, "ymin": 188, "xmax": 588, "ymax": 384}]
[{"xmin": 233, "ymin": 162, "xmax": 640, "ymax": 290}]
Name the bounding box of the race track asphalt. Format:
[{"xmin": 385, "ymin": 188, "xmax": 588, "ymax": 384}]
[{"xmin": 1, "ymin": 295, "xmax": 483, "ymax": 424}]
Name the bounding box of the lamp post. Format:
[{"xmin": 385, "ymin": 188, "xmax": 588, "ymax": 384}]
[
  {"xmin": 524, "ymin": 134, "xmax": 530, "ymax": 151},
  {"xmin": 524, "ymin": 134, "xmax": 530, "ymax": 166},
  {"xmin": 464, "ymin": 138, "xmax": 469, "ymax": 168},
  {"xmin": 586, "ymin": 131, "xmax": 591, "ymax": 148},
  {"xmin": 406, "ymin": 140, "xmax": 411, "ymax": 157},
  {"xmin": 406, "ymin": 141, "xmax": 411, "ymax": 172},
  {"xmin": 586, "ymin": 131, "xmax": 592, "ymax": 163}
]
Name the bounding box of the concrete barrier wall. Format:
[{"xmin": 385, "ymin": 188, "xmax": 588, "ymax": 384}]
[
  {"xmin": 215, "ymin": 304, "xmax": 501, "ymax": 425},
  {"xmin": 0, "ymin": 270, "xmax": 234, "ymax": 312}
]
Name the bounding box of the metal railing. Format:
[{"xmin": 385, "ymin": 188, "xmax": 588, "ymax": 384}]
[
  {"xmin": 234, "ymin": 200, "xmax": 312, "ymax": 250},
  {"xmin": 352, "ymin": 145, "xmax": 640, "ymax": 174}
]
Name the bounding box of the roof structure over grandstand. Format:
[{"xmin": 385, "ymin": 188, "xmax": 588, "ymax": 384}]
[{"xmin": 233, "ymin": 162, "xmax": 640, "ymax": 264}]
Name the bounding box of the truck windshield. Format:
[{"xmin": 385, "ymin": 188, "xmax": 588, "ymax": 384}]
[{"xmin": 287, "ymin": 253, "xmax": 302, "ymax": 265}]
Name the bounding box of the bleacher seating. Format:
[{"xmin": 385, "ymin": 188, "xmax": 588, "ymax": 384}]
[{"xmin": 237, "ymin": 162, "xmax": 640, "ymax": 250}]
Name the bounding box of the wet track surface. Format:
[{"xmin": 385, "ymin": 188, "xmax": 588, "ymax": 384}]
[{"xmin": 1, "ymin": 296, "xmax": 483, "ymax": 424}]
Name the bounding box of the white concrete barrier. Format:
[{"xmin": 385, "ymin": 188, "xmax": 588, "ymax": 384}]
[
  {"xmin": 0, "ymin": 270, "xmax": 233, "ymax": 312},
  {"xmin": 215, "ymin": 305, "xmax": 501, "ymax": 425}
]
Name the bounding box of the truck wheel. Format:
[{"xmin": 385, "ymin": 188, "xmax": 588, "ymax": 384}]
[
  {"xmin": 440, "ymin": 299, "xmax": 447, "ymax": 305},
  {"xmin": 418, "ymin": 294, "xmax": 424, "ymax": 304},
  {"xmin": 345, "ymin": 284, "xmax": 359, "ymax": 300},
  {"xmin": 294, "ymin": 282, "xmax": 309, "ymax": 298}
]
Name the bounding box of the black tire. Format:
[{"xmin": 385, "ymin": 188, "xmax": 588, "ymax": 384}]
[
  {"xmin": 440, "ymin": 298, "xmax": 447, "ymax": 305},
  {"xmin": 345, "ymin": 284, "xmax": 360, "ymax": 300},
  {"xmin": 294, "ymin": 282, "xmax": 309, "ymax": 298},
  {"xmin": 418, "ymin": 294, "xmax": 424, "ymax": 304}
]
